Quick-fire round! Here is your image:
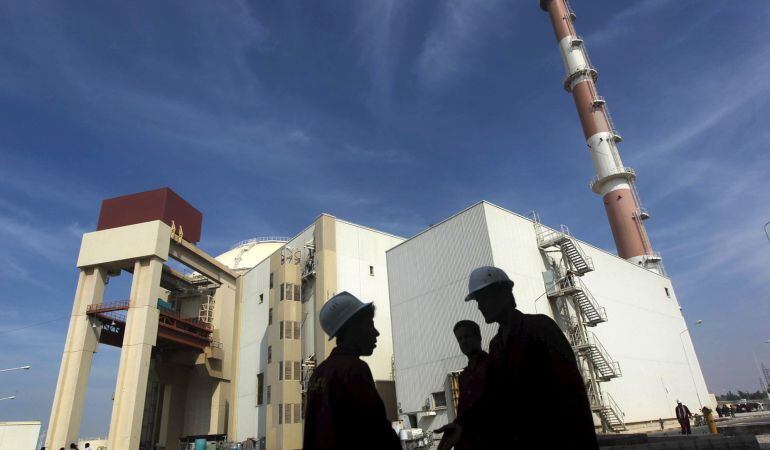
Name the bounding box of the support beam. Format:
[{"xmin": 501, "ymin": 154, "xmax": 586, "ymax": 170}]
[
  {"xmin": 168, "ymin": 239, "xmax": 236, "ymax": 286},
  {"xmin": 46, "ymin": 267, "xmax": 107, "ymax": 449},
  {"xmin": 107, "ymin": 257, "xmax": 163, "ymax": 450}
]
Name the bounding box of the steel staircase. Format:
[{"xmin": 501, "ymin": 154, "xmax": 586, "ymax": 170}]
[
  {"xmin": 587, "ymin": 383, "xmax": 626, "ymax": 431},
  {"xmin": 570, "ymin": 329, "xmax": 622, "ymax": 381},
  {"xmin": 546, "ymin": 274, "xmax": 607, "ymax": 326},
  {"xmin": 532, "ymin": 212, "xmax": 625, "ymax": 433},
  {"xmin": 536, "ymin": 224, "xmax": 594, "ymax": 275}
]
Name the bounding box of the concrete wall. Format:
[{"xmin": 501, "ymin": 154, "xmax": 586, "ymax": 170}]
[
  {"xmin": 335, "ymin": 219, "xmax": 404, "ymax": 381},
  {"xmin": 387, "ymin": 201, "xmax": 711, "ymax": 431},
  {"xmin": 0, "ymin": 422, "xmax": 41, "ymax": 450},
  {"xmin": 234, "ymin": 258, "xmax": 271, "ymax": 441}
]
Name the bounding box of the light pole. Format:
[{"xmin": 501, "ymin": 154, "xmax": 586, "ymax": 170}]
[
  {"xmin": 751, "ymin": 340, "xmax": 770, "ymax": 401},
  {"xmin": 764, "ymin": 221, "xmax": 770, "ymax": 245},
  {"xmin": 680, "ymin": 320, "xmax": 703, "ymax": 408},
  {"xmin": 0, "ymin": 365, "xmax": 31, "ymax": 373}
]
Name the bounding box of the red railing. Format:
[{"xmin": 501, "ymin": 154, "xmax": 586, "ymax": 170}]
[{"xmin": 86, "ymin": 300, "xmax": 215, "ymax": 351}]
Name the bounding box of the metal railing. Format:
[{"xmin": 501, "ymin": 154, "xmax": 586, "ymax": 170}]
[
  {"xmin": 548, "ymin": 276, "xmax": 607, "ymax": 325},
  {"xmin": 536, "ymin": 223, "xmax": 572, "ymax": 248},
  {"xmin": 589, "ymin": 166, "xmax": 636, "ymax": 192},
  {"xmin": 230, "ymin": 236, "xmax": 290, "ymax": 250},
  {"xmin": 86, "ymin": 300, "xmax": 130, "ymax": 313}
]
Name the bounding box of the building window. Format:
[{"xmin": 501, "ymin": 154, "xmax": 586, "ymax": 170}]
[
  {"xmin": 278, "ymin": 404, "xmax": 283, "ymax": 424},
  {"xmin": 270, "ymin": 272, "xmax": 274, "ymax": 289},
  {"xmin": 294, "ymin": 322, "xmax": 301, "ymax": 340},
  {"xmin": 285, "ymin": 361, "xmax": 292, "ymax": 380},
  {"xmin": 294, "ymin": 284, "xmax": 301, "ymax": 301},
  {"xmin": 285, "ymin": 403, "xmax": 292, "ymax": 424},
  {"xmin": 294, "ymin": 361, "xmax": 301, "ymax": 381},
  {"xmin": 664, "ymin": 287, "xmax": 671, "ymax": 298},
  {"xmin": 256, "ymin": 373, "xmax": 264, "ymax": 405},
  {"xmin": 279, "ymin": 361, "xmax": 284, "ymax": 381},
  {"xmin": 369, "ymin": 265, "xmax": 374, "ymax": 276},
  {"xmin": 266, "ymin": 385, "xmax": 271, "ymax": 404},
  {"xmin": 280, "ymin": 283, "xmax": 285, "ymax": 301},
  {"xmin": 280, "ymin": 321, "xmax": 285, "ymax": 339},
  {"xmin": 259, "ymin": 293, "xmax": 264, "ymax": 304},
  {"xmin": 268, "ymin": 346, "xmax": 272, "ymax": 363},
  {"xmin": 432, "ymin": 391, "xmax": 447, "ymax": 409},
  {"xmin": 269, "ymin": 308, "xmax": 273, "ymax": 325},
  {"xmin": 294, "ymin": 403, "xmax": 301, "ymax": 423}
]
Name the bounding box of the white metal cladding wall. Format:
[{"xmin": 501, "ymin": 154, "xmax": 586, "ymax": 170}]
[
  {"xmin": 483, "ymin": 204, "xmax": 710, "ymax": 422},
  {"xmin": 483, "ymin": 204, "xmax": 555, "ymax": 316},
  {"xmin": 387, "ymin": 203, "xmax": 497, "ymax": 416},
  {"xmin": 234, "ymin": 259, "xmax": 271, "ymax": 441},
  {"xmin": 335, "ymin": 219, "xmax": 404, "ymax": 381},
  {"xmin": 576, "ymin": 247, "xmax": 711, "ymax": 422}
]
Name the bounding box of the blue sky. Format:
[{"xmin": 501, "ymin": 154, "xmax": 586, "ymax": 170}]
[{"xmin": 1, "ymin": 0, "xmax": 769, "ymax": 437}]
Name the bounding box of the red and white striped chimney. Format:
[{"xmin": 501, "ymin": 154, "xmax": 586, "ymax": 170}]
[{"xmin": 539, "ymin": 0, "xmax": 662, "ymax": 273}]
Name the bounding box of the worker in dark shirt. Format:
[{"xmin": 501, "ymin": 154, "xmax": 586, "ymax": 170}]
[
  {"xmin": 452, "ymin": 320, "xmax": 489, "ymax": 450},
  {"xmin": 437, "ymin": 266, "xmax": 598, "ymax": 450},
  {"xmin": 675, "ymin": 401, "xmax": 692, "ymax": 434},
  {"xmin": 303, "ymin": 291, "xmax": 401, "ymax": 450}
]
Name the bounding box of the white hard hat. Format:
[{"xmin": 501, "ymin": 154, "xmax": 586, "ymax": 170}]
[
  {"xmin": 465, "ymin": 266, "xmax": 514, "ymax": 301},
  {"xmin": 320, "ymin": 291, "xmax": 372, "ymax": 340}
]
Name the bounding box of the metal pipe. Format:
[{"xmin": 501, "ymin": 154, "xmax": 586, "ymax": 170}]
[{"xmin": 539, "ymin": 0, "xmax": 660, "ymax": 272}]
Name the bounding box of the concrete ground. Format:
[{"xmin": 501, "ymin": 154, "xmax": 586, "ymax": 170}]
[{"xmin": 647, "ymin": 411, "xmax": 770, "ymax": 448}]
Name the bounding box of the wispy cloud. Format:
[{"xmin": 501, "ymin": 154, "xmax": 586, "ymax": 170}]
[
  {"xmin": 354, "ymin": 0, "xmax": 403, "ymax": 115},
  {"xmin": 416, "ymin": 0, "xmax": 510, "ymax": 91},
  {"xmin": 585, "ymin": 0, "xmax": 670, "ymax": 47}
]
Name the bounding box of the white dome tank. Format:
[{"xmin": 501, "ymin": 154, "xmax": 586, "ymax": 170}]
[{"xmin": 215, "ymin": 237, "xmax": 289, "ymax": 271}]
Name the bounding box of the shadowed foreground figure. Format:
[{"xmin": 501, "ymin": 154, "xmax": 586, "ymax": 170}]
[
  {"xmin": 452, "ymin": 320, "xmax": 489, "ymax": 450},
  {"xmin": 303, "ymin": 292, "xmax": 400, "ymax": 450},
  {"xmin": 437, "ymin": 266, "xmax": 598, "ymax": 450}
]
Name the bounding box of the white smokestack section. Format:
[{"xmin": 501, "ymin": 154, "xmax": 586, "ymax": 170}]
[{"xmin": 539, "ymin": 0, "xmax": 662, "ymax": 273}]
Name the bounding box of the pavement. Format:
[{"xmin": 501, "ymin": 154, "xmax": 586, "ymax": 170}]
[{"xmin": 647, "ymin": 411, "xmax": 770, "ymax": 448}]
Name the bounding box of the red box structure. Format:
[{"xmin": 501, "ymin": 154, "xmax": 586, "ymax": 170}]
[{"xmin": 96, "ymin": 188, "xmax": 203, "ymax": 244}]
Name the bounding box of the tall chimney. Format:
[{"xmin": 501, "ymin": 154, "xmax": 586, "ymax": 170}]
[{"xmin": 539, "ymin": 0, "xmax": 662, "ymax": 273}]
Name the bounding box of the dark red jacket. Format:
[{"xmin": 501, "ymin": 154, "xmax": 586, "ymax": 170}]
[
  {"xmin": 303, "ymin": 347, "xmax": 400, "ymax": 450},
  {"xmin": 456, "ymin": 352, "xmax": 489, "ymax": 450},
  {"xmin": 456, "ymin": 310, "xmax": 598, "ymax": 449}
]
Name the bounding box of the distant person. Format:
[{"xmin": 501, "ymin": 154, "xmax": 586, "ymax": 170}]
[
  {"xmin": 437, "ymin": 266, "xmax": 598, "ymax": 449},
  {"xmin": 303, "ymin": 292, "xmax": 400, "ymax": 450},
  {"xmin": 716, "ymin": 405, "xmax": 723, "ymax": 417},
  {"xmin": 729, "ymin": 404, "xmax": 736, "ymax": 417},
  {"xmin": 452, "ymin": 320, "xmax": 489, "ymax": 450},
  {"xmin": 69, "ymin": 444, "xmax": 78, "ymax": 450},
  {"xmin": 675, "ymin": 400, "xmax": 693, "ymax": 434},
  {"xmin": 84, "ymin": 444, "xmax": 90, "ymax": 450}
]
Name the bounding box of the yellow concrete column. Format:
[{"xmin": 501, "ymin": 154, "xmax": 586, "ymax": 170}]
[
  {"xmin": 107, "ymin": 257, "xmax": 162, "ymax": 450},
  {"xmin": 46, "ymin": 266, "xmax": 108, "ymax": 449},
  {"xmin": 314, "ymin": 215, "xmax": 337, "ymax": 361},
  {"xmin": 209, "ymin": 381, "xmax": 229, "ymax": 434}
]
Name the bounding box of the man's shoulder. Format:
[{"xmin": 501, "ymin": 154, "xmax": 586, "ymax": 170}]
[
  {"xmin": 522, "ymin": 313, "xmax": 561, "ymax": 332},
  {"xmin": 316, "ymin": 351, "xmax": 371, "ymax": 378}
]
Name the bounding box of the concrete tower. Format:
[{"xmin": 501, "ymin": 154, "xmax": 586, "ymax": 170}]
[{"xmin": 539, "ymin": 0, "xmax": 663, "ymax": 273}]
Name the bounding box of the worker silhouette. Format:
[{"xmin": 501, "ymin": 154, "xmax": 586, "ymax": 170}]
[
  {"xmin": 303, "ymin": 292, "xmax": 400, "ymax": 450},
  {"xmin": 437, "ymin": 266, "xmax": 598, "ymax": 449},
  {"xmin": 452, "ymin": 320, "xmax": 489, "ymax": 450},
  {"xmin": 675, "ymin": 400, "xmax": 692, "ymax": 434}
]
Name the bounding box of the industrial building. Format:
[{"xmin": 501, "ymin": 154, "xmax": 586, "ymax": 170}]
[
  {"xmin": 42, "ymin": 1, "xmax": 714, "ymax": 448},
  {"xmin": 387, "ymin": 201, "xmax": 710, "ymax": 434},
  {"xmin": 44, "ymin": 188, "xmax": 404, "ymax": 450},
  {"xmin": 229, "ymin": 215, "xmax": 403, "ymax": 448}
]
